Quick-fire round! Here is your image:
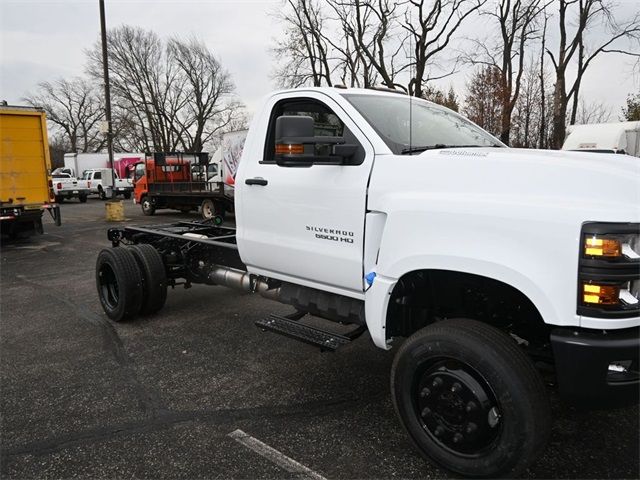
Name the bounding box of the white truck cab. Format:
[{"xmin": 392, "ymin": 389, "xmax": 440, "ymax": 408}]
[
  {"xmin": 97, "ymin": 87, "xmax": 639, "ymax": 478},
  {"xmin": 82, "ymin": 168, "xmax": 133, "ymax": 200}
]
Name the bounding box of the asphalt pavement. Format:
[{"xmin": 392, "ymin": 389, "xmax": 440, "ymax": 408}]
[{"xmin": 1, "ymin": 198, "xmax": 638, "ymax": 479}]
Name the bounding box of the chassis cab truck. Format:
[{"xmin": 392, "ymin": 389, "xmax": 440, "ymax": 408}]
[
  {"xmin": 0, "ymin": 105, "xmax": 60, "ymax": 237},
  {"xmin": 96, "ymin": 88, "xmax": 640, "ymax": 478}
]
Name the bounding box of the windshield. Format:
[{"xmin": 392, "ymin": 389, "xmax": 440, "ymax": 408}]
[{"xmin": 343, "ymin": 94, "xmax": 503, "ymax": 154}]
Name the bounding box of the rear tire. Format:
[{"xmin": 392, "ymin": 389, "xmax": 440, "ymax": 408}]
[
  {"xmin": 78, "ymin": 194, "xmax": 87, "ymax": 203},
  {"xmin": 127, "ymin": 244, "xmax": 167, "ymax": 315},
  {"xmin": 96, "ymin": 248, "xmax": 143, "ymax": 322},
  {"xmin": 98, "ymin": 186, "xmax": 107, "ymax": 200},
  {"xmin": 55, "ymin": 195, "xmax": 64, "ymax": 203},
  {"xmin": 123, "ymin": 191, "xmax": 132, "ymax": 200},
  {"xmin": 141, "ymin": 196, "xmax": 155, "ymax": 216},
  {"xmin": 391, "ymin": 318, "xmax": 550, "ymax": 478}
]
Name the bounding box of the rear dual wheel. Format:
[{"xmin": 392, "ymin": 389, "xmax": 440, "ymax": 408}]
[
  {"xmin": 96, "ymin": 248, "xmax": 143, "ymax": 322},
  {"xmin": 128, "ymin": 244, "xmax": 167, "ymax": 315},
  {"xmin": 96, "ymin": 245, "xmax": 167, "ymax": 321},
  {"xmin": 391, "ymin": 318, "xmax": 550, "ymax": 478}
]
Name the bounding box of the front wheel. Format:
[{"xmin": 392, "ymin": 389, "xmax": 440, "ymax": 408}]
[
  {"xmin": 391, "ymin": 318, "xmax": 550, "ymax": 478},
  {"xmin": 141, "ymin": 196, "xmax": 155, "ymax": 216},
  {"xmin": 98, "ymin": 186, "xmax": 107, "ymax": 200}
]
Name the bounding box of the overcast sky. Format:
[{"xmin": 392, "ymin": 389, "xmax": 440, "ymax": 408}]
[{"xmin": 1, "ymin": 0, "xmax": 639, "ymax": 120}]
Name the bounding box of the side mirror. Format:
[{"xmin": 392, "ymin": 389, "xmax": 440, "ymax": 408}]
[{"xmin": 274, "ymin": 115, "xmax": 357, "ymax": 167}]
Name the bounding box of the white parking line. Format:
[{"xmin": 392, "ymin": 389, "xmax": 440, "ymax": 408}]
[{"xmin": 228, "ymin": 429, "xmax": 327, "ymax": 480}]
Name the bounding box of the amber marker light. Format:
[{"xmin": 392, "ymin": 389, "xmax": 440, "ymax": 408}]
[
  {"xmin": 582, "ymin": 283, "xmax": 620, "ymax": 305},
  {"xmin": 584, "ymin": 236, "xmax": 622, "ymax": 258},
  {"xmin": 275, "ymin": 144, "xmax": 304, "ymax": 155}
]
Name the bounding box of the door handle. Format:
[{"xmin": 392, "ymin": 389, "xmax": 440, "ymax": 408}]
[{"xmin": 245, "ymin": 178, "xmax": 268, "ymax": 186}]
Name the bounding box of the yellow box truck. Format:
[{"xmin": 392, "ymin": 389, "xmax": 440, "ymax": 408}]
[{"xmin": 0, "ymin": 104, "xmax": 61, "ymax": 238}]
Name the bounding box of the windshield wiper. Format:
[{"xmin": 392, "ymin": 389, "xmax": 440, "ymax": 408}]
[{"xmin": 400, "ymin": 144, "xmax": 501, "ymax": 154}]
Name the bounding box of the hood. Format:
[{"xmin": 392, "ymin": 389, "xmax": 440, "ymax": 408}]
[{"xmin": 370, "ymin": 146, "xmax": 640, "ymax": 223}]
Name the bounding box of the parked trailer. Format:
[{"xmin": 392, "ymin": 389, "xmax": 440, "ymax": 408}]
[
  {"xmin": 97, "ymin": 87, "xmax": 639, "ymax": 479},
  {"xmin": 562, "ymin": 121, "xmax": 640, "ymax": 157},
  {"xmin": 0, "ymin": 105, "xmax": 61, "ymax": 237}
]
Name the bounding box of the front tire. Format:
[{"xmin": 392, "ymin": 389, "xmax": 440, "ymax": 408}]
[
  {"xmin": 391, "ymin": 318, "xmax": 550, "ymax": 478},
  {"xmin": 141, "ymin": 196, "xmax": 155, "ymax": 216},
  {"xmin": 95, "ymin": 248, "xmax": 143, "ymax": 322},
  {"xmin": 98, "ymin": 186, "xmax": 107, "ymax": 200}
]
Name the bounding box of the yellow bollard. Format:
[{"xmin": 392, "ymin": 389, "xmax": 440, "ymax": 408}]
[{"xmin": 105, "ymin": 199, "xmax": 125, "ymax": 222}]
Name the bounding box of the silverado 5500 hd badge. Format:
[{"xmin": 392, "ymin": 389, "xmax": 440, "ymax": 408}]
[{"xmin": 306, "ymin": 225, "xmax": 354, "ymax": 244}]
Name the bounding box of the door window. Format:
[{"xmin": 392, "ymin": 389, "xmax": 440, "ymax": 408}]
[{"xmin": 93, "ymin": 171, "xmax": 102, "ymax": 180}]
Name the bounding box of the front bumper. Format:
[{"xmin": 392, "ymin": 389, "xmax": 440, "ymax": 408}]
[{"xmin": 551, "ymin": 327, "xmax": 639, "ymax": 407}]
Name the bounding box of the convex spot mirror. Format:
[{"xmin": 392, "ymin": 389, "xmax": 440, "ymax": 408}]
[{"xmin": 274, "ymin": 115, "xmax": 358, "ymax": 167}]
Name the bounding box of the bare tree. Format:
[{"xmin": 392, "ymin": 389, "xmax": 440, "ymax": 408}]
[
  {"xmin": 547, "ymin": 0, "xmax": 640, "ymax": 148},
  {"xmin": 168, "ymin": 38, "xmax": 244, "ymax": 152},
  {"xmin": 24, "ymin": 77, "xmax": 105, "ymax": 153},
  {"xmin": 403, "ymin": 0, "xmax": 487, "ymax": 98},
  {"xmin": 273, "ymin": 0, "xmax": 484, "ymax": 94},
  {"xmin": 87, "ymin": 25, "xmax": 244, "ymax": 153},
  {"xmin": 510, "ymin": 57, "xmax": 554, "ymax": 147},
  {"xmin": 272, "ymin": 0, "xmax": 333, "ymax": 87},
  {"xmin": 573, "ymin": 98, "xmax": 612, "ymax": 124},
  {"xmin": 470, "ymin": 0, "xmax": 546, "ymax": 144}
]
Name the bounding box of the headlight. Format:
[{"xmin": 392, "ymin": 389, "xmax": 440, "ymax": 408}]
[
  {"xmin": 578, "ymin": 223, "xmax": 640, "ymax": 318},
  {"xmin": 583, "ymin": 233, "xmax": 640, "ymax": 260}
]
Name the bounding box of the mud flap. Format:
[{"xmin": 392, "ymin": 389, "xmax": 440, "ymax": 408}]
[{"xmin": 48, "ymin": 205, "xmax": 62, "ymax": 226}]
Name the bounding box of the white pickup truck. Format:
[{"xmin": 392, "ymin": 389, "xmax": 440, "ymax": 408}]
[
  {"xmin": 52, "ymin": 172, "xmax": 89, "ymax": 203},
  {"xmin": 81, "ymin": 168, "xmax": 133, "ymax": 200},
  {"xmin": 96, "ymin": 87, "xmax": 639, "ymax": 478}
]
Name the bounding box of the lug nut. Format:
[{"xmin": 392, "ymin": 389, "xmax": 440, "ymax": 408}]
[
  {"xmin": 421, "ymin": 407, "xmax": 431, "ymax": 418},
  {"xmin": 451, "ymin": 382, "xmax": 462, "ymax": 393},
  {"xmin": 420, "ymin": 387, "xmax": 431, "ymax": 398},
  {"xmin": 465, "ymin": 401, "xmax": 477, "ymax": 412},
  {"xmin": 453, "ymin": 433, "xmax": 464, "ymax": 444},
  {"xmin": 466, "ymin": 422, "xmax": 477, "ymax": 434},
  {"xmin": 434, "ymin": 426, "xmax": 445, "ymax": 437},
  {"xmin": 432, "ymin": 377, "xmax": 443, "ymax": 389}
]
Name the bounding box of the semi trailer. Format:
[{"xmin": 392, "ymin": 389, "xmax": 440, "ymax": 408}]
[{"xmin": 96, "ymin": 87, "xmax": 640, "ymax": 478}]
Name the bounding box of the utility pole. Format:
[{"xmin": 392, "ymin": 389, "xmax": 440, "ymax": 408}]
[{"xmin": 99, "ymin": 0, "xmax": 115, "ymax": 199}]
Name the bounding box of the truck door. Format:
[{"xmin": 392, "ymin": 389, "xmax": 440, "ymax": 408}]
[{"xmin": 237, "ymin": 93, "xmax": 374, "ymax": 296}]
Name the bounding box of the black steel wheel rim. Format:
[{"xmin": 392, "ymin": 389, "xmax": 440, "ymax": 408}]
[
  {"xmin": 98, "ymin": 263, "xmax": 119, "ymax": 310},
  {"xmin": 412, "ymin": 357, "xmax": 502, "ymax": 456}
]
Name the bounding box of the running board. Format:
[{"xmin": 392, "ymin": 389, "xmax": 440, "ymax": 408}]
[{"xmin": 255, "ymin": 314, "xmax": 353, "ymax": 351}]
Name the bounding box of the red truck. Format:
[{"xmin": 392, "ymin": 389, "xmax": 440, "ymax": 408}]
[{"xmin": 133, "ymin": 152, "xmax": 230, "ymax": 220}]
